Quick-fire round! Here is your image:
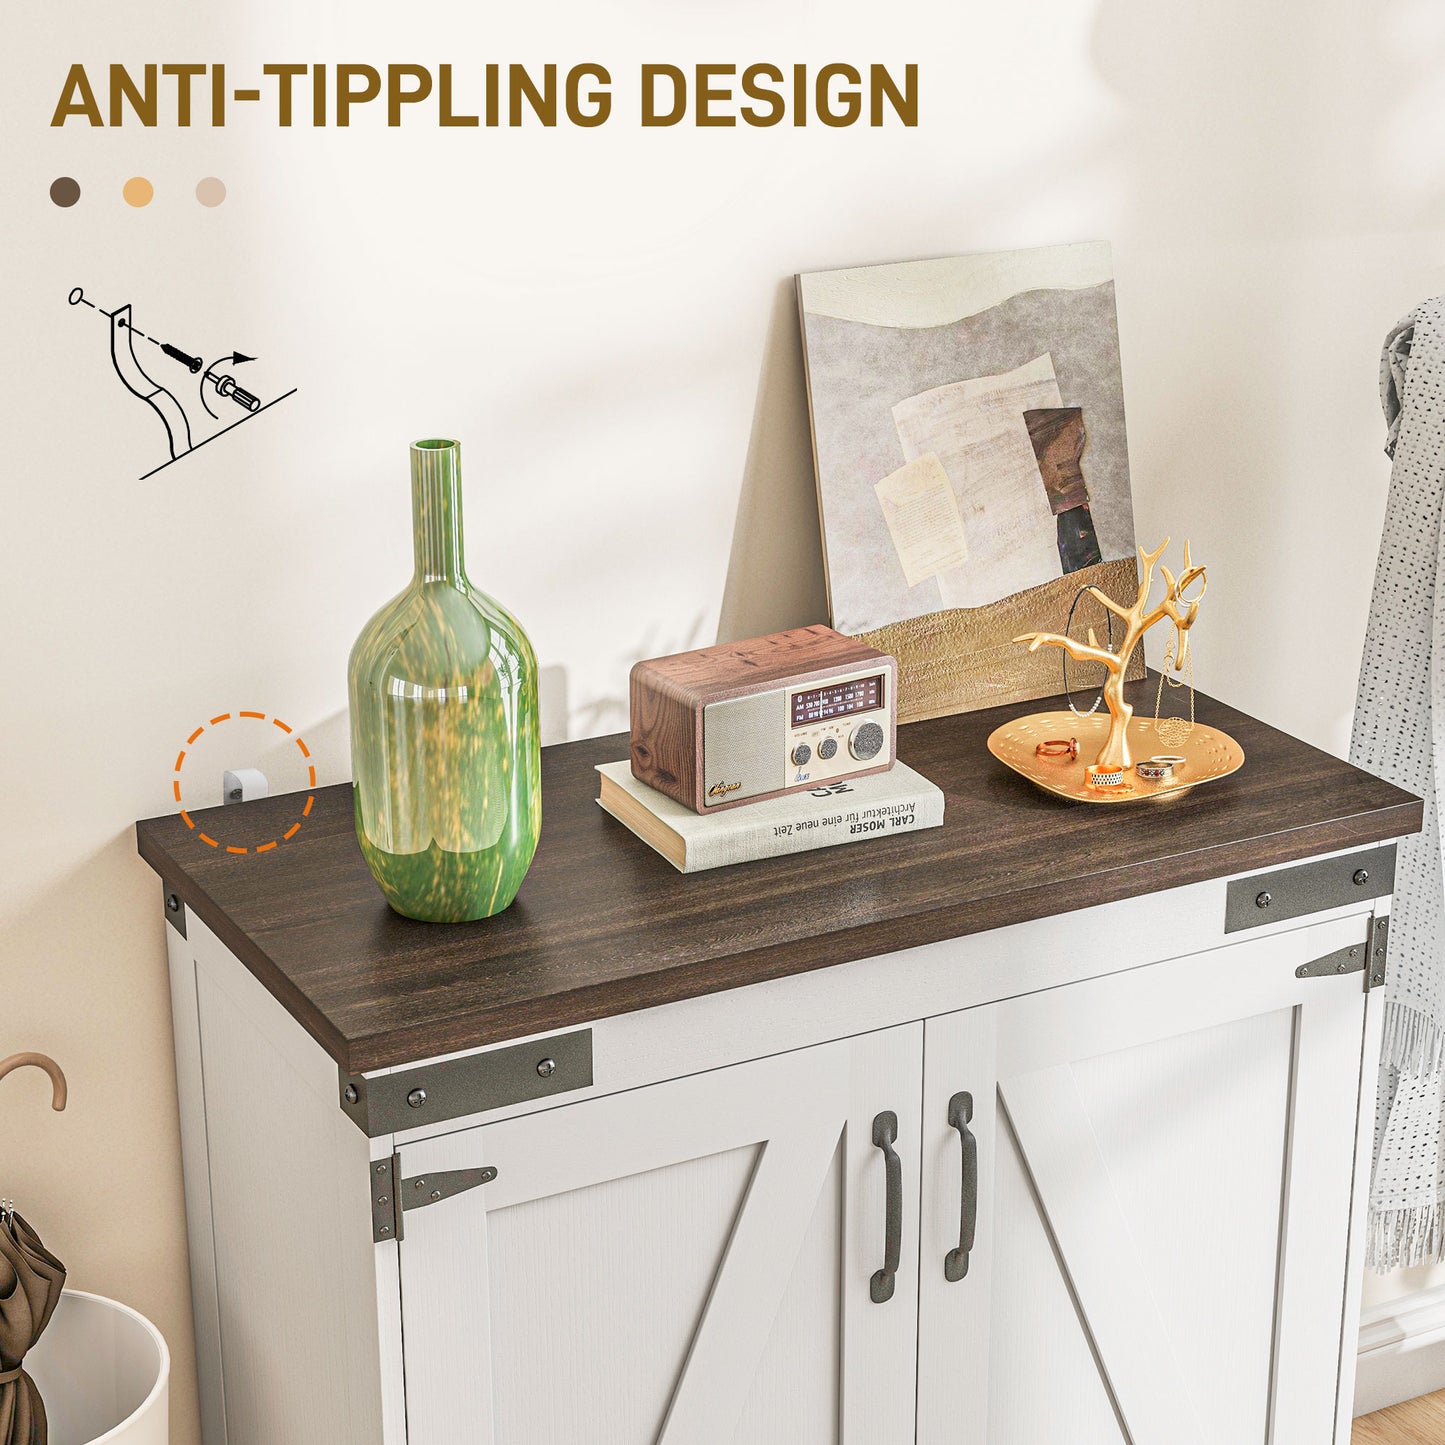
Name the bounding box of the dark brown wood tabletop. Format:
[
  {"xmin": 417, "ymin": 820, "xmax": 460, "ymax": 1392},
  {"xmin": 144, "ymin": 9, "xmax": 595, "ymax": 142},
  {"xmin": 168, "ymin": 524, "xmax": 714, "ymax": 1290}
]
[{"xmin": 136, "ymin": 678, "xmax": 1422, "ymax": 1074}]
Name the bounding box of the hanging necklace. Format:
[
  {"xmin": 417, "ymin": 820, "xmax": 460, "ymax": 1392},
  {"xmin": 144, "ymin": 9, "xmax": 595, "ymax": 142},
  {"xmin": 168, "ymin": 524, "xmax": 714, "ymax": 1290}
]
[
  {"xmin": 1154, "ymin": 634, "xmax": 1195, "ymax": 747},
  {"xmin": 1063, "ymin": 586, "xmax": 1116, "ymax": 718}
]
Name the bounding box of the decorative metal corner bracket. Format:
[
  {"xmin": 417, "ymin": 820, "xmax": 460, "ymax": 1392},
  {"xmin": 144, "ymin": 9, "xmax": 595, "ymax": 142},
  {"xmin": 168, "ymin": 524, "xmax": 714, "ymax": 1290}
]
[
  {"xmin": 162, "ymin": 882, "xmax": 187, "ymax": 937},
  {"xmin": 341, "ymin": 1028, "xmax": 594, "ymax": 1138},
  {"xmin": 1226, "ymin": 846, "xmax": 1396, "ymax": 933}
]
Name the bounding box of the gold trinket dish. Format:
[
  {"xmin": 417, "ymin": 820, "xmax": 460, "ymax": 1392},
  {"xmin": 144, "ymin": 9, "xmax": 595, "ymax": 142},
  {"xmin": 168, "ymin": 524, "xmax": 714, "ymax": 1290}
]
[{"xmin": 987, "ymin": 711, "xmax": 1244, "ymax": 804}]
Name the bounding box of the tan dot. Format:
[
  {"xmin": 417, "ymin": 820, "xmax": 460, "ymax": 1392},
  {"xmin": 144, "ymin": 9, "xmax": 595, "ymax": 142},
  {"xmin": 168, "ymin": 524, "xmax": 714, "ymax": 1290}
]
[
  {"xmin": 195, "ymin": 176, "xmax": 226, "ymax": 208},
  {"xmin": 122, "ymin": 176, "xmax": 154, "ymax": 208}
]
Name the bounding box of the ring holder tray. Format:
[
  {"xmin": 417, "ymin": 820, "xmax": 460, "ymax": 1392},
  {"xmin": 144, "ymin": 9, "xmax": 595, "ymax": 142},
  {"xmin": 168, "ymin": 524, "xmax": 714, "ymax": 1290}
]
[{"xmin": 987, "ymin": 711, "xmax": 1245, "ymax": 805}]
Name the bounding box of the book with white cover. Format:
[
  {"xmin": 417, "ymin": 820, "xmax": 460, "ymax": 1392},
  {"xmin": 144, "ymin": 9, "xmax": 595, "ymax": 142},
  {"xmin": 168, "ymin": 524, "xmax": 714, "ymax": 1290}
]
[{"xmin": 596, "ymin": 759, "xmax": 945, "ymax": 873}]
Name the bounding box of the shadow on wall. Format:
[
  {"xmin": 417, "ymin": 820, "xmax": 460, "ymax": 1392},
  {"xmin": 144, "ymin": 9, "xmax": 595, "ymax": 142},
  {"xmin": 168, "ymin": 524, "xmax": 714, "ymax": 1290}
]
[
  {"xmin": 1087, "ymin": 0, "xmax": 1441, "ymax": 749},
  {"xmin": 717, "ymin": 278, "xmax": 829, "ymax": 645},
  {"xmin": 568, "ymin": 613, "xmax": 712, "ymax": 740},
  {"xmin": 538, "ymin": 665, "xmax": 570, "ymax": 747}
]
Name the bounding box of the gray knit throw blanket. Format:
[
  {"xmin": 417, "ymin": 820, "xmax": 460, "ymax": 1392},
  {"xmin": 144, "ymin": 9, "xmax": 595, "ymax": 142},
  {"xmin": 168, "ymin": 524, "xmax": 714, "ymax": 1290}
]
[{"xmin": 1353, "ymin": 295, "xmax": 1445, "ymax": 1269}]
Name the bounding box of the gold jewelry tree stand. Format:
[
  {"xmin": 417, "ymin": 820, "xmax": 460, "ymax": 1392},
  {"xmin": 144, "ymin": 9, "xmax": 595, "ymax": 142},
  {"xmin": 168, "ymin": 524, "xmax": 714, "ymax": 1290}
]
[{"xmin": 986, "ymin": 538, "xmax": 1245, "ymax": 804}]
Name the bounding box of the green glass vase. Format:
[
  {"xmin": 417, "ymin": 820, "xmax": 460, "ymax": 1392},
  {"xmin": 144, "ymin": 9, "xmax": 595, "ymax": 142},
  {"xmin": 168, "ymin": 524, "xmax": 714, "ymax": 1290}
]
[{"xmin": 348, "ymin": 438, "xmax": 541, "ymax": 922}]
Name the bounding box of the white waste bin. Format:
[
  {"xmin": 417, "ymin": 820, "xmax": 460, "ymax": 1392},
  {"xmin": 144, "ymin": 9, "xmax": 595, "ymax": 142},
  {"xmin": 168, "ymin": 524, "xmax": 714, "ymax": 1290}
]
[{"xmin": 24, "ymin": 1289, "xmax": 169, "ymax": 1445}]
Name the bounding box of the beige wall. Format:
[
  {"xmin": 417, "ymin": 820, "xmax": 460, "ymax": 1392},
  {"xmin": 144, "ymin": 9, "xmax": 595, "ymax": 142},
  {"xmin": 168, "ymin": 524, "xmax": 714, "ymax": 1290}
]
[{"xmin": 4, "ymin": 2, "xmax": 1444, "ymax": 1437}]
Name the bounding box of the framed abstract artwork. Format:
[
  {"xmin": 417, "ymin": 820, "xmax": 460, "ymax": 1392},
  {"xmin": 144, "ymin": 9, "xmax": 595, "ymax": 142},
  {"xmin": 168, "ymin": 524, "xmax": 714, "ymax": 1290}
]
[{"xmin": 797, "ymin": 241, "xmax": 1143, "ymax": 720}]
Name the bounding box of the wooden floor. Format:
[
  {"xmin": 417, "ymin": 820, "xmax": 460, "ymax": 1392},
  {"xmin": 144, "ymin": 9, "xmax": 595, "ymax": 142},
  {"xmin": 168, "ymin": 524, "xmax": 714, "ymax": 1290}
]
[{"xmin": 1354, "ymin": 1388, "xmax": 1445, "ymax": 1442}]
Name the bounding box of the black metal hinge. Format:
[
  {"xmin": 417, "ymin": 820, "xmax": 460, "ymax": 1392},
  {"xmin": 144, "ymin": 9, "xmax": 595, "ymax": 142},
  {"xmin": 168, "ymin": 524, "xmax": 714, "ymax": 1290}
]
[
  {"xmin": 1368, "ymin": 915, "xmax": 1390, "ymax": 990},
  {"xmin": 370, "ymin": 1152, "xmax": 498, "ymax": 1243},
  {"xmin": 1295, "ymin": 915, "xmax": 1390, "ymax": 991}
]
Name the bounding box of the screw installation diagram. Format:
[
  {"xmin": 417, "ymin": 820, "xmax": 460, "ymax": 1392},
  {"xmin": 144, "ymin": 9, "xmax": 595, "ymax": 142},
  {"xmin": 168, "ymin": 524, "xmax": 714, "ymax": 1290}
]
[{"xmin": 68, "ymin": 287, "xmax": 296, "ymax": 479}]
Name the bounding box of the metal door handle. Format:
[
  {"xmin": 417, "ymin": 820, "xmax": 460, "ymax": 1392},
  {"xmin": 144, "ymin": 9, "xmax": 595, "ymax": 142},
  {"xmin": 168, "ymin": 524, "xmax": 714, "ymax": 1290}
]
[
  {"xmin": 870, "ymin": 1110, "xmax": 902, "ymax": 1303},
  {"xmin": 945, "ymin": 1091, "xmax": 977, "ymax": 1283}
]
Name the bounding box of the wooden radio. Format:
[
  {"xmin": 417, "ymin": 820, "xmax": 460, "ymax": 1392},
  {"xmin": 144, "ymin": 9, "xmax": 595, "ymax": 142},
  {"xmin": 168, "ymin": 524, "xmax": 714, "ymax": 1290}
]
[{"xmin": 629, "ymin": 625, "xmax": 898, "ymax": 813}]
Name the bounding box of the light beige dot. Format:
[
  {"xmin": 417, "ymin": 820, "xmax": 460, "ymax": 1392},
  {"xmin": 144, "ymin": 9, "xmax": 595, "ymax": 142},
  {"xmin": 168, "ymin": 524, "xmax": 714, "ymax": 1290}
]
[{"xmin": 195, "ymin": 176, "xmax": 227, "ymax": 207}]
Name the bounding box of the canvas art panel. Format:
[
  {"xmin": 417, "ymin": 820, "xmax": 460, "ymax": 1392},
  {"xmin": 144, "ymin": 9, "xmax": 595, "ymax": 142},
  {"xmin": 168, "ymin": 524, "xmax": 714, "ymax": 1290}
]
[{"xmin": 798, "ymin": 242, "xmax": 1143, "ymax": 720}]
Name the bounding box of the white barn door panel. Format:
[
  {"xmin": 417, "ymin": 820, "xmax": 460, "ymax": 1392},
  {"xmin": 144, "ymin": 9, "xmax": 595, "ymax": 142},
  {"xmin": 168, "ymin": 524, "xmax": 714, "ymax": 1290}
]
[
  {"xmin": 918, "ymin": 921, "xmax": 1371, "ymax": 1445},
  {"xmin": 397, "ymin": 1023, "xmax": 922, "ymax": 1445}
]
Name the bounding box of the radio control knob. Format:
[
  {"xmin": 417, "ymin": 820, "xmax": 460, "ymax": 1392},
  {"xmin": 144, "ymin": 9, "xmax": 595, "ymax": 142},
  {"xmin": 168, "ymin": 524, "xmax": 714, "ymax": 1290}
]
[
  {"xmin": 850, "ymin": 722, "xmax": 885, "ymax": 761},
  {"xmin": 791, "ymin": 743, "xmax": 812, "ymax": 767},
  {"xmin": 818, "ymin": 737, "xmax": 839, "ymax": 761}
]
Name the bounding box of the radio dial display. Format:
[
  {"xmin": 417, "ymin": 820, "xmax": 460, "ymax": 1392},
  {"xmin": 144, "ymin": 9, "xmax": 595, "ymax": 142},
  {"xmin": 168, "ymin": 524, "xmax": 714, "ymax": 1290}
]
[{"xmin": 791, "ymin": 674, "xmax": 884, "ymax": 728}]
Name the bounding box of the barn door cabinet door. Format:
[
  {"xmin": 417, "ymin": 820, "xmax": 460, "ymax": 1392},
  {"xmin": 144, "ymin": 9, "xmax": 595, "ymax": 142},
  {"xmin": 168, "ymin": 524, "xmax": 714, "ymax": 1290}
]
[
  {"xmin": 916, "ymin": 920, "xmax": 1372, "ymax": 1445},
  {"xmin": 396, "ymin": 1022, "xmax": 924, "ymax": 1445}
]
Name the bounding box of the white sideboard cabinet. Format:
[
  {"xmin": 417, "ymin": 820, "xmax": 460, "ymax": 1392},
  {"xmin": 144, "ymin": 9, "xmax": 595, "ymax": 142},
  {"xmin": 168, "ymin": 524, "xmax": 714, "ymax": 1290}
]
[{"xmin": 137, "ymin": 688, "xmax": 1421, "ymax": 1445}]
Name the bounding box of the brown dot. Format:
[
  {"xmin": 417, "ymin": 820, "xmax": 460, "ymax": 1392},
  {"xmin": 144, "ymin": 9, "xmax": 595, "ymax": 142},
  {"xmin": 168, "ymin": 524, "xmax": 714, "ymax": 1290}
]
[
  {"xmin": 122, "ymin": 176, "xmax": 154, "ymax": 208},
  {"xmin": 195, "ymin": 176, "xmax": 226, "ymax": 207},
  {"xmin": 50, "ymin": 176, "xmax": 80, "ymax": 207}
]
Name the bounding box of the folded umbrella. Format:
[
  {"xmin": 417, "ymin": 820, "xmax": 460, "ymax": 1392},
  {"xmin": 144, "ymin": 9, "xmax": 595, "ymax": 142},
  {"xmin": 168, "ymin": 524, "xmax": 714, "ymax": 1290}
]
[
  {"xmin": 0, "ymin": 1054, "xmax": 69, "ymax": 1445},
  {"xmin": 0, "ymin": 1208, "xmax": 66, "ymax": 1445}
]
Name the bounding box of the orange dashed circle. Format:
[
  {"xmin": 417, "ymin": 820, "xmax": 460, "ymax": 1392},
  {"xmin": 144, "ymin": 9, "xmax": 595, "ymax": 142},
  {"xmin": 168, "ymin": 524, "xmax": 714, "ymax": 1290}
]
[{"xmin": 171, "ymin": 711, "xmax": 315, "ymax": 855}]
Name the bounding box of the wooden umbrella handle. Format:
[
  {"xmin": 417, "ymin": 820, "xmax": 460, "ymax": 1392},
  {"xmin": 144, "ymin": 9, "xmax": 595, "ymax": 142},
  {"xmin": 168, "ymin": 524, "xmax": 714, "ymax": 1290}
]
[{"xmin": 0, "ymin": 1053, "xmax": 67, "ymax": 1111}]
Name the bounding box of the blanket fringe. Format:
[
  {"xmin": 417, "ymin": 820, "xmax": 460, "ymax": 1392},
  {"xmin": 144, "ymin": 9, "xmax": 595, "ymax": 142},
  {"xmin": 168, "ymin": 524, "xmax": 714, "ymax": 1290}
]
[
  {"xmin": 1371, "ymin": 1003, "xmax": 1445, "ymax": 1268},
  {"xmin": 1369, "ymin": 1197, "xmax": 1445, "ymax": 1271},
  {"xmin": 1381, "ymin": 999, "xmax": 1445, "ymax": 1079}
]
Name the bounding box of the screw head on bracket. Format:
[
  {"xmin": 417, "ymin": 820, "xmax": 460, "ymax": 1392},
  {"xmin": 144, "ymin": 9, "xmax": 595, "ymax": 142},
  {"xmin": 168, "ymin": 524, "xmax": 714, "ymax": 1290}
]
[
  {"xmin": 344, "ymin": 1085, "xmax": 359, "ymax": 1105},
  {"xmin": 1354, "ymin": 869, "xmax": 1370, "ymax": 886},
  {"xmin": 407, "ymin": 1088, "xmax": 428, "ymax": 1109},
  {"xmin": 536, "ymin": 1058, "xmax": 557, "ymax": 1079},
  {"xmin": 166, "ymin": 892, "xmax": 181, "ymax": 913},
  {"xmin": 1256, "ymin": 891, "xmax": 1272, "ymax": 909}
]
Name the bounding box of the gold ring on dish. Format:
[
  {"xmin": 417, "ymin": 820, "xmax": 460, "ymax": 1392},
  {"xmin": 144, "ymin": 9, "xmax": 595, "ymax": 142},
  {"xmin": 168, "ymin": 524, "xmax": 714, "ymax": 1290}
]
[{"xmin": 1035, "ymin": 737, "xmax": 1079, "ymax": 759}]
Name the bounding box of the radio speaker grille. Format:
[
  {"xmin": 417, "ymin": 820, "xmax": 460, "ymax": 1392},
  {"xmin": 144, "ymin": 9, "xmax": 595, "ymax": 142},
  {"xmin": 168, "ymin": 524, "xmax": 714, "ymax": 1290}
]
[{"xmin": 702, "ymin": 693, "xmax": 786, "ymax": 805}]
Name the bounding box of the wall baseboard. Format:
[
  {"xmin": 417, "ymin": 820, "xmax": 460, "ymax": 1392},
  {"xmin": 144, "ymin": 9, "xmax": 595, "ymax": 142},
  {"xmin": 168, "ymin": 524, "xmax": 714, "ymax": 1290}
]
[{"xmin": 1356, "ymin": 1284, "xmax": 1445, "ymax": 1416}]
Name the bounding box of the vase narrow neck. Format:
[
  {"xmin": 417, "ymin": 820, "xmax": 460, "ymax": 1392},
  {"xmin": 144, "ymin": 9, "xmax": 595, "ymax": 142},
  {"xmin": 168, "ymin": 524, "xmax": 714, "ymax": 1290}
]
[{"xmin": 411, "ymin": 441, "xmax": 467, "ymax": 584}]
